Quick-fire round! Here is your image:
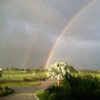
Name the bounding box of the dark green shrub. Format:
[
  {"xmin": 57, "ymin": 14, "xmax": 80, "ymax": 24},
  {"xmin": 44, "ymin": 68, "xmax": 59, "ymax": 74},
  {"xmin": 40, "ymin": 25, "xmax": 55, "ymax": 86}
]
[
  {"xmin": 0, "ymin": 86, "xmax": 3, "ymax": 90},
  {"xmin": 43, "ymin": 90, "xmax": 50, "ymax": 100},
  {"xmin": 48, "ymin": 93, "xmax": 58, "ymax": 100},
  {"xmin": 0, "ymin": 86, "xmax": 14, "ymax": 97},
  {"xmin": 64, "ymin": 75, "xmax": 100, "ymax": 100},
  {"xmin": 43, "ymin": 74, "xmax": 100, "ymax": 100},
  {"xmin": 0, "ymin": 90, "xmax": 3, "ymax": 96}
]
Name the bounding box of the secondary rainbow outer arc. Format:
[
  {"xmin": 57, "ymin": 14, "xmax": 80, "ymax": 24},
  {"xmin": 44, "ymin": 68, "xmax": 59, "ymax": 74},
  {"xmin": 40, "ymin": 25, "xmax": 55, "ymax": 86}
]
[
  {"xmin": 45, "ymin": 0, "xmax": 95, "ymax": 69},
  {"xmin": 21, "ymin": 39, "xmax": 35, "ymax": 68}
]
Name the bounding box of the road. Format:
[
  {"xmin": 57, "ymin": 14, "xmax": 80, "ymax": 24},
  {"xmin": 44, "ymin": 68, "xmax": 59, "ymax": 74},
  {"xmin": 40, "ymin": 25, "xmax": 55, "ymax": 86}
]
[
  {"xmin": 0, "ymin": 87, "xmax": 40, "ymax": 100},
  {"xmin": 0, "ymin": 80, "xmax": 55, "ymax": 100}
]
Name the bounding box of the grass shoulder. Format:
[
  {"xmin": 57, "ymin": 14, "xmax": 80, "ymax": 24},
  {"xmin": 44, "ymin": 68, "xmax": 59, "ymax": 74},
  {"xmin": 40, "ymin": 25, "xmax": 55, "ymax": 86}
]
[
  {"xmin": 0, "ymin": 80, "xmax": 41, "ymax": 87},
  {"xmin": 36, "ymin": 90, "xmax": 47, "ymax": 100}
]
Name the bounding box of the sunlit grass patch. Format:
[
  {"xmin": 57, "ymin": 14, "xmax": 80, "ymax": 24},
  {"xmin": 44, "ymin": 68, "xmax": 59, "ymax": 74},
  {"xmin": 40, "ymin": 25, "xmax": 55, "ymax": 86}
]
[
  {"xmin": 0, "ymin": 81, "xmax": 41, "ymax": 87},
  {"xmin": 2, "ymin": 70, "xmax": 47, "ymax": 81},
  {"xmin": 36, "ymin": 90, "xmax": 46, "ymax": 100}
]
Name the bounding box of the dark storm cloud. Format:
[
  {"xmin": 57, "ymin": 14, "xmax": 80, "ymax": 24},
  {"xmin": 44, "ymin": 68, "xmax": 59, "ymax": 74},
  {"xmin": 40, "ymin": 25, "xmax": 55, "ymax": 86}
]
[
  {"xmin": 0, "ymin": 0, "xmax": 99, "ymax": 69},
  {"xmin": 63, "ymin": 0, "xmax": 100, "ymax": 42},
  {"xmin": 52, "ymin": 0, "xmax": 100, "ymax": 69}
]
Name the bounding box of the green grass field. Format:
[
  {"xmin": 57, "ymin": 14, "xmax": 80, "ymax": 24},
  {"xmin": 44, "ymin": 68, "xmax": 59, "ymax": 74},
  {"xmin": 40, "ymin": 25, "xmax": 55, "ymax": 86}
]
[
  {"xmin": 2, "ymin": 70, "xmax": 47, "ymax": 80},
  {"xmin": 0, "ymin": 81, "xmax": 41, "ymax": 87},
  {"xmin": 73, "ymin": 72, "xmax": 100, "ymax": 79},
  {"xmin": 0, "ymin": 70, "xmax": 100, "ymax": 87},
  {"xmin": 0, "ymin": 70, "xmax": 47, "ymax": 87},
  {"xmin": 36, "ymin": 90, "xmax": 46, "ymax": 100}
]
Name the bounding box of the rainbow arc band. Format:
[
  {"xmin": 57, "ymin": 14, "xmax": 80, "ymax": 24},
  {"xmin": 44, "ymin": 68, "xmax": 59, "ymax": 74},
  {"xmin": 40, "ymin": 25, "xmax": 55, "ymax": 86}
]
[
  {"xmin": 45, "ymin": 0, "xmax": 95, "ymax": 69},
  {"xmin": 21, "ymin": 0, "xmax": 95, "ymax": 69}
]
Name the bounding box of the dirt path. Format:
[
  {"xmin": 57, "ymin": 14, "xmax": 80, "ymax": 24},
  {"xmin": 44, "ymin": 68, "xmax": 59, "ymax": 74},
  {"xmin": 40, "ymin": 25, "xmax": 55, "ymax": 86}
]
[{"xmin": 0, "ymin": 80, "xmax": 55, "ymax": 100}]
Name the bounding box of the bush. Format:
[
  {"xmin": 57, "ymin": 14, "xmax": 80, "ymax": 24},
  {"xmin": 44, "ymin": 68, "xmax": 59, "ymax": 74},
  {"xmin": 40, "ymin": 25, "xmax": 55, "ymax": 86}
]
[
  {"xmin": 0, "ymin": 86, "xmax": 3, "ymax": 90},
  {"xmin": 0, "ymin": 86, "xmax": 14, "ymax": 97},
  {"xmin": 63, "ymin": 75, "xmax": 100, "ymax": 100},
  {"xmin": 37, "ymin": 74, "xmax": 100, "ymax": 100},
  {"xmin": 48, "ymin": 93, "xmax": 57, "ymax": 100}
]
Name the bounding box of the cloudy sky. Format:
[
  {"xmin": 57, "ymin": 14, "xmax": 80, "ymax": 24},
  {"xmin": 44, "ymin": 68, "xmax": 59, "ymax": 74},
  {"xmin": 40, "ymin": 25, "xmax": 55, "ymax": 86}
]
[{"xmin": 0, "ymin": 0, "xmax": 100, "ymax": 69}]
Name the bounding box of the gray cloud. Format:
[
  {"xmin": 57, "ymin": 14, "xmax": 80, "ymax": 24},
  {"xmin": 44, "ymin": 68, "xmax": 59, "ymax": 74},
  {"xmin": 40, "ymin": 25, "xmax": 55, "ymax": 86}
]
[
  {"xmin": 0, "ymin": 0, "xmax": 99, "ymax": 69},
  {"xmin": 52, "ymin": 0, "xmax": 100, "ymax": 69}
]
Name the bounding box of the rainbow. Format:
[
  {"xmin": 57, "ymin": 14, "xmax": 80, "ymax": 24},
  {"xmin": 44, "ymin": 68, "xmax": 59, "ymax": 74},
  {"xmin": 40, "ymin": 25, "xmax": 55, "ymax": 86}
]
[
  {"xmin": 21, "ymin": 39, "xmax": 35, "ymax": 68},
  {"xmin": 21, "ymin": 0, "xmax": 95, "ymax": 68},
  {"xmin": 45, "ymin": 0, "xmax": 95, "ymax": 69}
]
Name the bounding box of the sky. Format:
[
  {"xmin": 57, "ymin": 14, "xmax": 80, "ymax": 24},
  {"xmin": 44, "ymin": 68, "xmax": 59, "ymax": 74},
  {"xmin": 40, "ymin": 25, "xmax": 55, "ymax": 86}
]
[{"xmin": 0, "ymin": 0, "xmax": 100, "ymax": 69}]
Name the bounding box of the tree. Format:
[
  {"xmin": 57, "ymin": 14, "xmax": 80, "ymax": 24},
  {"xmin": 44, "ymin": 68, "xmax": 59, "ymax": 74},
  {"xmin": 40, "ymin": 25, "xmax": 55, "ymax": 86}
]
[{"xmin": 48, "ymin": 62, "xmax": 71, "ymax": 86}]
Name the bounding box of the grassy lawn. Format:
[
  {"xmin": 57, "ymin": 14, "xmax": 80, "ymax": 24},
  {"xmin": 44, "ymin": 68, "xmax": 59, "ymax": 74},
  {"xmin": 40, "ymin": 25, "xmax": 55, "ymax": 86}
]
[
  {"xmin": 2, "ymin": 71, "xmax": 34, "ymax": 80},
  {"xmin": 2, "ymin": 70, "xmax": 47, "ymax": 80},
  {"xmin": 0, "ymin": 81, "xmax": 41, "ymax": 87},
  {"xmin": 36, "ymin": 90, "xmax": 46, "ymax": 100},
  {"xmin": 0, "ymin": 70, "xmax": 47, "ymax": 87},
  {"xmin": 72, "ymin": 72, "xmax": 100, "ymax": 79}
]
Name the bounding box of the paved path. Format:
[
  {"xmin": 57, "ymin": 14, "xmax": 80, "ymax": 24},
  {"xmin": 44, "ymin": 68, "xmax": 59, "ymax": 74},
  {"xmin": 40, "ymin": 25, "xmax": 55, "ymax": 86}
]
[
  {"xmin": 0, "ymin": 87, "xmax": 40, "ymax": 100},
  {"xmin": 0, "ymin": 80, "xmax": 55, "ymax": 100}
]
